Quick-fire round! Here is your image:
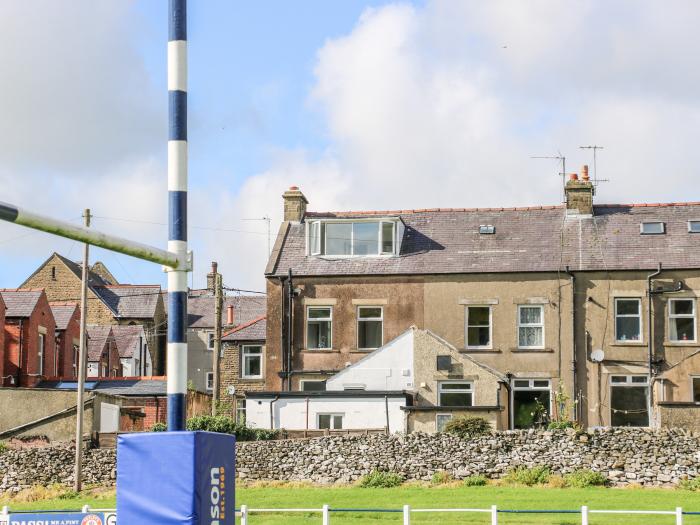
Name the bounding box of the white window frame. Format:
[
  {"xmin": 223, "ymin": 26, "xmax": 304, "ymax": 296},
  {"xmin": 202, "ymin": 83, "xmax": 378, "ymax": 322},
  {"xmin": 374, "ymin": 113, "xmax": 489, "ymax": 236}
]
[
  {"xmin": 465, "ymin": 305, "xmax": 492, "ymax": 349},
  {"xmin": 206, "ymin": 332, "xmax": 215, "ymax": 351},
  {"xmin": 317, "ymin": 413, "xmax": 343, "ymax": 430},
  {"xmin": 688, "ymin": 220, "xmax": 700, "ymax": 233},
  {"xmin": 206, "ymin": 372, "xmax": 214, "ymax": 392},
  {"xmin": 309, "ymin": 219, "xmax": 398, "ymax": 257},
  {"xmin": 241, "ymin": 345, "xmax": 263, "ymax": 379},
  {"xmin": 37, "ymin": 333, "xmax": 45, "ymax": 376},
  {"xmin": 510, "ymin": 378, "xmax": 552, "ymax": 429},
  {"xmin": 72, "ymin": 344, "xmax": 78, "ymax": 376},
  {"xmin": 306, "ymin": 306, "xmax": 333, "ymax": 350},
  {"xmin": 669, "ymin": 298, "xmax": 696, "ymax": 343},
  {"xmin": 357, "ymin": 306, "xmax": 384, "ymax": 350},
  {"xmin": 691, "ymin": 376, "xmax": 700, "ymax": 403},
  {"xmin": 436, "ymin": 413, "xmax": 453, "ymax": 432},
  {"xmin": 437, "ymin": 381, "xmax": 473, "ymax": 407},
  {"xmin": 640, "ymin": 221, "xmax": 665, "ymax": 235},
  {"xmin": 614, "ymin": 298, "xmax": 643, "ymax": 343},
  {"xmin": 299, "ymin": 379, "xmax": 327, "ymax": 392},
  {"xmin": 517, "ymin": 305, "xmax": 545, "ymax": 349},
  {"xmin": 236, "ymin": 399, "xmax": 246, "ymax": 423}
]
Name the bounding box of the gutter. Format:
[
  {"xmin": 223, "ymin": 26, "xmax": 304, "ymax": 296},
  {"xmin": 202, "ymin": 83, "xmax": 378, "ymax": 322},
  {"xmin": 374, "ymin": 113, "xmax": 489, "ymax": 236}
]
[{"xmin": 564, "ymin": 265, "xmax": 577, "ymax": 421}]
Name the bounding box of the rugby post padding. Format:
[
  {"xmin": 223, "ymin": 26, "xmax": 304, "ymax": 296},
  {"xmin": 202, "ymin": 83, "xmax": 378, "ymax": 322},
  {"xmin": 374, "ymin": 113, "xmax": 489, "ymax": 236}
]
[{"xmin": 117, "ymin": 432, "xmax": 235, "ymax": 525}]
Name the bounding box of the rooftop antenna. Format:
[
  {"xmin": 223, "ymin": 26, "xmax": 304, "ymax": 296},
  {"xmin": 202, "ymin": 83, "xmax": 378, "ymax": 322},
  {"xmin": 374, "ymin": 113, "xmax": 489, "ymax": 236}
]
[
  {"xmin": 579, "ymin": 145, "xmax": 609, "ymax": 191},
  {"xmin": 531, "ymin": 153, "xmax": 566, "ymax": 201},
  {"xmin": 242, "ymin": 216, "xmax": 272, "ymax": 256}
]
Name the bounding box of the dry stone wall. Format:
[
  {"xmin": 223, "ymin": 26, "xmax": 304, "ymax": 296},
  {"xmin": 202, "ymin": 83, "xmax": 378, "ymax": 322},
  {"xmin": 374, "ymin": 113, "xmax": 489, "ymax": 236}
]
[{"xmin": 1, "ymin": 429, "xmax": 699, "ymax": 493}]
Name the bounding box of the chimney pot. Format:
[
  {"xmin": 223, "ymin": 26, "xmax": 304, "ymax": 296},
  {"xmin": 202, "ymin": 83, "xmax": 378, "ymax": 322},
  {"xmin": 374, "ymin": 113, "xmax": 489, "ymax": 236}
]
[
  {"xmin": 211, "ymin": 261, "xmax": 218, "ymax": 273},
  {"xmin": 289, "ymin": 185, "xmax": 299, "ymax": 190},
  {"xmin": 569, "ymin": 173, "xmax": 579, "ymax": 181},
  {"xmin": 582, "ymin": 165, "xmax": 590, "ymax": 181},
  {"xmin": 227, "ymin": 304, "xmax": 234, "ymax": 325}
]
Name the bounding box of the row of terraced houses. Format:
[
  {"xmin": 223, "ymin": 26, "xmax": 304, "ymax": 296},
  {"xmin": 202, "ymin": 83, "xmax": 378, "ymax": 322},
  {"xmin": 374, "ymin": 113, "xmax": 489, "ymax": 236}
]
[{"xmin": 3, "ymin": 166, "xmax": 700, "ymax": 436}]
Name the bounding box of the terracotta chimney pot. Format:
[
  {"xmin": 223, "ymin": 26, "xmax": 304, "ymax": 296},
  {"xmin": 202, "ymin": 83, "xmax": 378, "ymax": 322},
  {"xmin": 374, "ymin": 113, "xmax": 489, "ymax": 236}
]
[
  {"xmin": 582, "ymin": 165, "xmax": 590, "ymax": 181},
  {"xmin": 227, "ymin": 305, "xmax": 234, "ymax": 325},
  {"xmin": 569, "ymin": 173, "xmax": 579, "ymax": 181}
]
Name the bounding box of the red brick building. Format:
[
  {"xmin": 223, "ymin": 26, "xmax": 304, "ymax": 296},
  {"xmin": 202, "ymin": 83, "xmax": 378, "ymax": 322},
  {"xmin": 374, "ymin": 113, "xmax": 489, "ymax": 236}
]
[
  {"xmin": 49, "ymin": 302, "xmax": 81, "ymax": 379},
  {"xmin": 0, "ymin": 289, "xmax": 57, "ymax": 387},
  {"xmin": 0, "ymin": 294, "xmax": 6, "ymax": 385}
]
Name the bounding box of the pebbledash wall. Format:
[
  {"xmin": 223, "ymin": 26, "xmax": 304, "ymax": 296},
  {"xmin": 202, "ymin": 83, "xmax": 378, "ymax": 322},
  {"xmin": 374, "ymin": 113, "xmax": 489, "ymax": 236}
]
[{"xmin": 1, "ymin": 429, "xmax": 699, "ymax": 493}]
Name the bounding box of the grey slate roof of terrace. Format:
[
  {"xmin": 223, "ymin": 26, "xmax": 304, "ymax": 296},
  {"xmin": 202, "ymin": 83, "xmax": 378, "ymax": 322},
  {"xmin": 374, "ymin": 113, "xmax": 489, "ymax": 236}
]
[
  {"xmin": 0, "ymin": 290, "xmax": 43, "ymax": 318},
  {"xmin": 111, "ymin": 325, "xmax": 146, "ymax": 359},
  {"xmin": 50, "ymin": 303, "xmax": 78, "ymax": 331},
  {"xmin": 223, "ymin": 316, "xmax": 266, "ymax": 342},
  {"xmin": 267, "ymin": 203, "xmax": 700, "ymax": 277},
  {"xmin": 86, "ymin": 325, "xmax": 113, "ymax": 361},
  {"xmin": 93, "ymin": 285, "xmax": 161, "ymax": 318},
  {"xmin": 38, "ymin": 379, "xmax": 166, "ymax": 396},
  {"xmin": 187, "ymin": 294, "xmax": 266, "ymax": 329}
]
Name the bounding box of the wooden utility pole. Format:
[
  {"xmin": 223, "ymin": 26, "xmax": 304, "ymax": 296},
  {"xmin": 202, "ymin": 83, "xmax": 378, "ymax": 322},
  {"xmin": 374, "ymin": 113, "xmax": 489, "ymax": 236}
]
[
  {"xmin": 212, "ymin": 268, "xmax": 223, "ymax": 415},
  {"xmin": 74, "ymin": 208, "xmax": 91, "ymax": 492}
]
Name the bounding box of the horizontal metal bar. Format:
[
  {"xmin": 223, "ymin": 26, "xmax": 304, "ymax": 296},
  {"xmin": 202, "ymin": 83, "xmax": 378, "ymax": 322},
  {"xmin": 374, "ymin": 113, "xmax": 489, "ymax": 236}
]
[
  {"xmin": 412, "ymin": 509, "xmax": 492, "ymax": 513},
  {"xmin": 589, "ymin": 510, "xmax": 676, "ymax": 515},
  {"xmin": 0, "ymin": 201, "xmax": 181, "ymax": 268}
]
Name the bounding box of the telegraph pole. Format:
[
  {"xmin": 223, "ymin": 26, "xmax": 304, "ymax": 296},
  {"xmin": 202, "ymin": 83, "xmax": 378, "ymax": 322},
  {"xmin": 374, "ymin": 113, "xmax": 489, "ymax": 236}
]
[
  {"xmin": 212, "ymin": 267, "xmax": 223, "ymax": 415},
  {"xmin": 74, "ymin": 208, "xmax": 91, "ymax": 492}
]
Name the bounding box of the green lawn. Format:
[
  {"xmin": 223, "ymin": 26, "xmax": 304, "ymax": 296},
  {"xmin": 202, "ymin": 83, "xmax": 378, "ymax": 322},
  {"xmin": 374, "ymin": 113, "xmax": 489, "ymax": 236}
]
[{"xmin": 3, "ymin": 485, "xmax": 700, "ymax": 524}]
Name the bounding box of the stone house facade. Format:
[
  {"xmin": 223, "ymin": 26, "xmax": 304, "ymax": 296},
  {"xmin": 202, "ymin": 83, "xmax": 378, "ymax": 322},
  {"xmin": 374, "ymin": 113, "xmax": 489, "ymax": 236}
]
[
  {"xmin": 21, "ymin": 253, "xmax": 166, "ymax": 374},
  {"xmin": 1, "ymin": 289, "xmax": 57, "ymax": 387},
  {"xmin": 264, "ymin": 173, "xmax": 700, "ymax": 430},
  {"xmin": 49, "ymin": 302, "xmax": 81, "ymax": 379}
]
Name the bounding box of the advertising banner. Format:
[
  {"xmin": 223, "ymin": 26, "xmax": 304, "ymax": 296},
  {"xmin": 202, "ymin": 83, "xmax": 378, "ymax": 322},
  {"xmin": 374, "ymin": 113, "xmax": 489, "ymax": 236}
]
[{"xmin": 0, "ymin": 512, "xmax": 116, "ymax": 525}]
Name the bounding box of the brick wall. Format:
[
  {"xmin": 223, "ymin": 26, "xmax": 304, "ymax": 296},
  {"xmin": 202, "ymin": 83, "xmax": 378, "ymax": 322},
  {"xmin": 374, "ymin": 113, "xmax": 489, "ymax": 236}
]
[
  {"xmin": 0, "ymin": 299, "xmax": 5, "ymax": 384},
  {"xmin": 57, "ymin": 307, "xmax": 81, "ymax": 378}
]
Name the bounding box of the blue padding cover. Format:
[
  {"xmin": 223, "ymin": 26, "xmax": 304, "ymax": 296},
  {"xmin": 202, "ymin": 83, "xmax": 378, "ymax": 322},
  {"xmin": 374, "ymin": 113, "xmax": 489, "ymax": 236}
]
[{"xmin": 117, "ymin": 431, "xmax": 236, "ymax": 525}]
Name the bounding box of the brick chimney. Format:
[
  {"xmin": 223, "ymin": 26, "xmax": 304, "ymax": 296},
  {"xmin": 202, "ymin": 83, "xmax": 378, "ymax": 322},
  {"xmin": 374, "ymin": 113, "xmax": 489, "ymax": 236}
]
[
  {"xmin": 565, "ymin": 166, "xmax": 594, "ymax": 215},
  {"xmin": 206, "ymin": 261, "xmax": 218, "ymax": 293},
  {"xmin": 283, "ymin": 186, "xmax": 308, "ymax": 222}
]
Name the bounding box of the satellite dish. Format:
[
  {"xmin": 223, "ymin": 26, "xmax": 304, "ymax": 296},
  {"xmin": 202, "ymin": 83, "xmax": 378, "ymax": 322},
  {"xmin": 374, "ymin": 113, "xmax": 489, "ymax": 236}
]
[
  {"xmin": 590, "ymin": 349, "xmax": 605, "ymax": 363},
  {"xmin": 227, "ymin": 385, "xmax": 236, "ymax": 396}
]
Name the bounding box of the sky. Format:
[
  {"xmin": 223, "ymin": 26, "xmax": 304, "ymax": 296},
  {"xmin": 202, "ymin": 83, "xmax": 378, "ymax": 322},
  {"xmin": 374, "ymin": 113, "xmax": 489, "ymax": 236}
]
[{"xmin": 1, "ymin": 0, "xmax": 700, "ymax": 292}]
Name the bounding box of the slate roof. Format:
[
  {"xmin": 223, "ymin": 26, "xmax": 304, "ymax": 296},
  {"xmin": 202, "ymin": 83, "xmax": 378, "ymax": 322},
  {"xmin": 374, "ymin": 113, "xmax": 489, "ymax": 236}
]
[
  {"xmin": 267, "ymin": 203, "xmax": 700, "ymax": 277},
  {"xmin": 93, "ymin": 285, "xmax": 162, "ymax": 319},
  {"xmin": 86, "ymin": 325, "xmax": 113, "ymax": 361},
  {"xmin": 187, "ymin": 294, "xmax": 266, "ymax": 329},
  {"xmin": 223, "ymin": 316, "xmax": 266, "ymax": 342},
  {"xmin": 49, "ymin": 303, "xmax": 79, "ymax": 331},
  {"xmin": 0, "ymin": 289, "xmax": 43, "ymax": 318},
  {"xmin": 38, "ymin": 379, "xmax": 166, "ymax": 396},
  {"xmin": 111, "ymin": 325, "xmax": 146, "ymax": 359}
]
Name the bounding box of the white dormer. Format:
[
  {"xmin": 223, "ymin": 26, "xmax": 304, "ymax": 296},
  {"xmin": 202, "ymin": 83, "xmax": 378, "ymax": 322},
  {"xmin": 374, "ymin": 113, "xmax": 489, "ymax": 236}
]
[{"xmin": 306, "ymin": 218, "xmax": 403, "ymax": 257}]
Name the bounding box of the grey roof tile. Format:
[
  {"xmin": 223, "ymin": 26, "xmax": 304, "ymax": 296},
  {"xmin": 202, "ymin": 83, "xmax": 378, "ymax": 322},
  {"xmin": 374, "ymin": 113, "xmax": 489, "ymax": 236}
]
[
  {"xmin": 111, "ymin": 325, "xmax": 146, "ymax": 359},
  {"xmin": 86, "ymin": 325, "xmax": 113, "ymax": 361},
  {"xmin": 0, "ymin": 290, "xmax": 43, "ymax": 318},
  {"xmin": 187, "ymin": 295, "xmax": 266, "ymax": 329},
  {"xmin": 93, "ymin": 285, "xmax": 161, "ymax": 319},
  {"xmin": 49, "ymin": 303, "xmax": 79, "ymax": 331},
  {"xmin": 222, "ymin": 316, "xmax": 266, "ymax": 342}
]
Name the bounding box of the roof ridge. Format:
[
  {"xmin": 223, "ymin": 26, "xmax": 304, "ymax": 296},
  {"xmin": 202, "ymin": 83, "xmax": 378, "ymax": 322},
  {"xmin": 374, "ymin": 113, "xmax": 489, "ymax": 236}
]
[
  {"xmin": 49, "ymin": 301, "xmax": 79, "ymax": 307},
  {"xmin": 222, "ymin": 314, "xmax": 266, "ymax": 338},
  {"xmin": 0, "ymin": 288, "xmax": 44, "ymax": 292}
]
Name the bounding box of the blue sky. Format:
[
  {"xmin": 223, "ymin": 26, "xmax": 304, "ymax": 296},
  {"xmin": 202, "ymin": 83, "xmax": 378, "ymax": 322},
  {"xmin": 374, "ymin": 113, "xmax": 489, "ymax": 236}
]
[{"xmin": 2, "ymin": 1, "xmax": 700, "ymax": 292}]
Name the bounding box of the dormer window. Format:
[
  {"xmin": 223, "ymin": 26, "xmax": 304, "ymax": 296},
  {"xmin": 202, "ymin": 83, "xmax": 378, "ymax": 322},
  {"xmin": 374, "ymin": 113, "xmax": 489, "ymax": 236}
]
[
  {"xmin": 640, "ymin": 221, "xmax": 665, "ymax": 235},
  {"xmin": 308, "ymin": 220, "xmax": 398, "ymax": 256}
]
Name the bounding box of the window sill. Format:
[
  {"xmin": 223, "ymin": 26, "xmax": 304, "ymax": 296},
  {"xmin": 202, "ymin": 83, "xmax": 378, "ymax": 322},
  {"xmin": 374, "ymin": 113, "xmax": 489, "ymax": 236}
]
[
  {"xmin": 461, "ymin": 348, "xmax": 502, "ymax": 353},
  {"xmin": 664, "ymin": 341, "xmax": 700, "ymax": 347},
  {"xmin": 239, "ymin": 378, "xmax": 264, "ymax": 382},
  {"xmin": 511, "ymin": 347, "xmax": 554, "ymax": 353},
  {"xmin": 350, "ymin": 349, "xmax": 376, "ymax": 354},
  {"xmin": 609, "ymin": 342, "xmax": 646, "ymax": 347},
  {"xmin": 301, "ymin": 349, "xmax": 339, "ymax": 353}
]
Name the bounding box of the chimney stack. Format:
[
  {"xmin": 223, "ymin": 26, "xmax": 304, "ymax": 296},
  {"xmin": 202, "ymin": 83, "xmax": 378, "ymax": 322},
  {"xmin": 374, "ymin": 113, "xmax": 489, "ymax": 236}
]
[
  {"xmin": 282, "ymin": 186, "xmax": 308, "ymax": 222},
  {"xmin": 206, "ymin": 261, "xmax": 218, "ymax": 293},
  {"xmin": 227, "ymin": 304, "xmax": 234, "ymax": 326},
  {"xmin": 565, "ymin": 165, "xmax": 594, "ymax": 215}
]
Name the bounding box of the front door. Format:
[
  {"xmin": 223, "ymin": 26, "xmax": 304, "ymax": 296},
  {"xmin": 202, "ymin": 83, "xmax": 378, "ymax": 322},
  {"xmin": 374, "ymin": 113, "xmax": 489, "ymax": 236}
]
[{"xmin": 512, "ymin": 379, "xmax": 551, "ymax": 429}]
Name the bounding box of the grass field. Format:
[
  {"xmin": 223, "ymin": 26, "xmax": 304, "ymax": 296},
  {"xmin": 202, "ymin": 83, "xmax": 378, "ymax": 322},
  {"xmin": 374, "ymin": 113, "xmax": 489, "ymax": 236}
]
[{"xmin": 2, "ymin": 485, "xmax": 700, "ymax": 524}]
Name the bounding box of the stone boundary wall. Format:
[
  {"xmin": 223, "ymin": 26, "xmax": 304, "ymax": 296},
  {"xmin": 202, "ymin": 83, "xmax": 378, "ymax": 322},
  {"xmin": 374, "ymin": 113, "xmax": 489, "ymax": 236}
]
[{"xmin": 1, "ymin": 429, "xmax": 699, "ymax": 493}]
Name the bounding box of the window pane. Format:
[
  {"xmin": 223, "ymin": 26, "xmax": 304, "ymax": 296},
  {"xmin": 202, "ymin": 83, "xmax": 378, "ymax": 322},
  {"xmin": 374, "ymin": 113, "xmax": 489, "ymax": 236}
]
[
  {"xmin": 441, "ymin": 382, "xmax": 471, "ymax": 390},
  {"xmin": 359, "ymin": 307, "xmax": 382, "ymax": 319},
  {"xmin": 468, "ymin": 326, "xmax": 490, "ymax": 346},
  {"xmin": 520, "ymin": 306, "xmax": 542, "ymax": 324},
  {"xmin": 611, "ymin": 386, "xmax": 648, "ymax": 426},
  {"xmin": 671, "ymin": 317, "xmax": 695, "ymax": 341},
  {"xmin": 617, "ymin": 299, "xmax": 640, "ymax": 315},
  {"xmin": 325, "ymin": 223, "xmax": 352, "ymax": 255},
  {"xmin": 358, "ymin": 320, "xmax": 382, "ymax": 348},
  {"xmin": 310, "ymin": 222, "xmax": 321, "ymax": 254},
  {"xmin": 440, "ymin": 392, "xmax": 472, "ymax": 406},
  {"xmin": 353, "ymin": 222, "xmax": 379, "ymax": 255},
  {"xmin": 693, "ymin": 378, "xmax": 700, "ymax": 402},
  {"xmin": 436, "ymin": 414, "xmax": 452, "ymax": 432},
  {"xmin": 641, "ymin": 222, "xmax": 664, "ymax": 234},
  {"xmin": 302, "ymin": 381, "xmax": 326, "ymax": 392},
  {"xmin": 245, "ymin": 356, "xmax": 261, "ymax": 377},
  {"xmin": 309, "ymin": 307, "xmax": 331, "ymax": 319},
  {"xmin": 631, "ymin": 376, "xmax": 647, "ymax": 384},
  {"xmin": 308, "ymin": 320, "xmax": 331, "ymax": 349},
  {"xmin": 611, "ymin": 376, "xmax": 627, "ymax": 383},
  {"xmin": 332, "ymin": 415, "xmax": 343, "ymax": 429},
  {"xmin": 468, "ymin": 307, "xmax": 490, "ymax": 326},
  {"xmin": 671, "ymin": 300, "xmax": 694, "ymax": 316},
  {"xmin": 513, "ymin": 380, "xmax": 530, "ymax": 388},
  {"xmin": 318, "ymin": 414, "xmax": 331, "ymax": 429},
  {"xmin": 533, "ymin": 380, "xmax": 550, "ymax": 388},
  {"xmin": 616, "ymin": 317, "xmax": 641, "ymax": 341},
  {"xmin": 690, "ymin": 221, "xmax": 700, "ymax": 233},
  {"xmin": 519, "ymin": 326, "xmax": 543, "ymax": 347},
  {"xmin": 381, "ymin": 222, "xmax": 395, "ymax": 254}
]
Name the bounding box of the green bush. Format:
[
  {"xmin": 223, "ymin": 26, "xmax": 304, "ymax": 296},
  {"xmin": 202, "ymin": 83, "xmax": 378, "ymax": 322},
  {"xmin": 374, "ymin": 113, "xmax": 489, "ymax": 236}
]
[
  {"xmin": 358, "ymin": 470, "xmax": 404, "ymax": 488},
  {"xmin": 0, "ymin": 441, "xmax": 7, "ymax": 454},
  {"xmin": 463, "ymin": 474, "xmax": 487, "ymax": 486},
  {"xmin": 564, "ymin": 469, "xmax": 606, "ymax": 488},
  {"xmin": 444, "ymin": 417, "xmax": 491, "ymax": 438},
  {"xmin": 547, "ymin": 420, "xmax": 575, "ymax": 430},
  {"xmin": 680, "ymin": 478, "xmax": 700, "ymax": 491},
  {"xmin": 150, "ymin": 416, "xmax": 278, "ymax": 441},
  {"xmin": 503, "ymin": 466, "xmax": 551, "ymax": 486},
  {"xmin": 431, "ymin": 471, "xmax": 453, "ymax": 485}
]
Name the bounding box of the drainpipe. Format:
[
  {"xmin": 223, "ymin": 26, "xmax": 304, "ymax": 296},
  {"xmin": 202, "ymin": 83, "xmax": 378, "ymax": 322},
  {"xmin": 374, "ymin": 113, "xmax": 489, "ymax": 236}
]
[
  {"xmin": 269, "ymin": 395, "xmax": 280, "ymax": 430},
  {"xmin": 279, "ymin": 276, "xmax": 285, "ymax": 390},
  {"xmin": 647, "ymin": 263, "xmax": 662, "ymax": 414},
  {"xmin": 17, "ymin": 319, "xmax": 24, "ymax": 387},
  {"xmin": 305, "ymin": 396, "xmax": 309, "ymax": 431},
  {"xmin": 384, "ymin": 395, "xmax": 390, "ymax": 433},
  {"xmin": 286, "ymin": 269, "xmax": 294, "ymax": 391},
  {"xmin": 565, "ymin": 266, "xmax": 577, "ymax": 421},
  {"xmin": 502, "ymin": 374, "xmax": 513, "ymax": 430}
]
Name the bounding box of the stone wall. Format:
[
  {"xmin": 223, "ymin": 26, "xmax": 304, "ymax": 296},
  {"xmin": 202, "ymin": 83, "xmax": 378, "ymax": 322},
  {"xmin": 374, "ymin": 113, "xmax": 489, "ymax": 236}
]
[{"xmin": 1, "ymin": 429, "xmax": 699, "ymax": 493}]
